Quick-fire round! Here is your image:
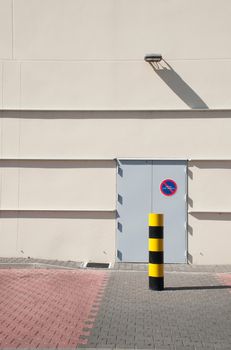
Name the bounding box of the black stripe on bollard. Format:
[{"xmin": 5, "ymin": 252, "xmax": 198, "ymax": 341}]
[
  {"xmin": 149, "ymin": 277, "xmax": 164, "ymax": 291},
  {"xmin": 149, "ymin": 226, "xmax": 163, "ymax": 239},
  {"xmin": 149, "ymin": 251, "xmax": 163, "ymax": 264}
]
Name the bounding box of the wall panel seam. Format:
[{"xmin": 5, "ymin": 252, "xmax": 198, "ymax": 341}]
[
  {"xmin": 11, "ymin": 0, "xmax": 14, "ymax": 60},
  {"xmin": 0, "ymin": 210, "xmax": 116, "ymax": 213},
  {"xmin": 1, "ymin": 58, "xmax": 231, "ymax": 62}
]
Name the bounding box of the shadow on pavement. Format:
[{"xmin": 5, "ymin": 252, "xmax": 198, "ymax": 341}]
[{"xmin": 165, "ymin": 285, "xmax": 231, "ymax": 291}]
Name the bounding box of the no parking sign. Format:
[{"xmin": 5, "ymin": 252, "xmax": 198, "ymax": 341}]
[{"xmin": 160, "ymin": 179, "xmax": 177, "ymax": 196}]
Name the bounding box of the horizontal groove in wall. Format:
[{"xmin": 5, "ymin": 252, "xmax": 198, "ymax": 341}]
[
  {"xmin": 0, "ymin": 158, "xmax": 115, "ymax": 161},
  {"xmin": 189, "ymin": 212, "xmax": 231, "ymax": 221},
  {"xmin": 188, "ymin": 159, "xmax": 231, "ymax": 162},
  {"xmin": 0, "ymin": 160, "xmax": 115, "ymax": 167},
  {"xmin": 1, "ymin": 158, "xmax": 231, "ymax": 161},
  {"xmin": 0, "ymin": 209, "xmax": 115, "ymax": 211},
  {"xmin": 0, "ymin": 210, "xmax": 116, "ymax": 219},
  {"xmin": 1, "ymin": 58, "xmax": 231, "ymax": 62},
  {"xmin": 189, "ymin": 210, "xmax": 231, "ymax": 214},
  {"xmin": 0, "ymin": 110, "xmax": 231, "ymax": 119}
]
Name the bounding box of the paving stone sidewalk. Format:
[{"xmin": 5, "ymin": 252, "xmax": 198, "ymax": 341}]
[
  {"xmin": 1, "ymin": 257, "xmax": 231, "ymax": 273},
  {"xmin": 0, "ymin": 269, "xmax": 108, "ymax": 349},
  {"xmin": 0, "ymin": 259, "xmax": 231, "ymax": 349},
  {"xmin": 79, "ymin": 270, "xmax": 231, "ymax": 350}
]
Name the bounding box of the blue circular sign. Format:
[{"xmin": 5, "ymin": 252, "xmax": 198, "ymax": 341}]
[{"xmin": 160, "ymin": 179, "xmax": 177, "ymax": 196}]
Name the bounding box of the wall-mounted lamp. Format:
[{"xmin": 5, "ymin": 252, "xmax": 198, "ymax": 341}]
[{"xmin": 144, "ymin": 54, "xmax": 162, "ymax": 63}]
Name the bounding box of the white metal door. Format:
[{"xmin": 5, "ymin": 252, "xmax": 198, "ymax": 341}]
[{"xmin": 116, "ymin": 160, "xmax": 187, "ymax": 263}]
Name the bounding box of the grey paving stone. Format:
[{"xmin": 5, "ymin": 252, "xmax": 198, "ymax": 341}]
[
  {"xmin": 83, "ymin": 269, "xmax": 231, "ymax": 349},
  {"xmin": 113, "ymin": 263, "xmax": 231, "ymax": 273},
  {"xmin": 173, "ymin": 347, "xmax": 195, "ymax": 350}
]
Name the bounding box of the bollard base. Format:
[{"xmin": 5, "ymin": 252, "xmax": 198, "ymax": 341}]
[{"xmin": 149, "ymin": 277, "xmax": 164, "ymax": 291}]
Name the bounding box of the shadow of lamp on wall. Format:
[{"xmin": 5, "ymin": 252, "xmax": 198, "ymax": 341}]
[{"xmin": 144, "ymin": 54, "xmax": 208, "ymax": 109}]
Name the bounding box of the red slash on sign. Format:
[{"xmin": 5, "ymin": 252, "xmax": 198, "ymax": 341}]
[{"xmin": 160, "ymin": 179, "xmax": 177, "ymax": 196}]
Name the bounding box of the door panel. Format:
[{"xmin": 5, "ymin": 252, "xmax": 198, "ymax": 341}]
[
  {"xmin": 116, "ymin": 160, "xmax": 187, "ymax": 263},
  {"xmin": 152, "ymin": 161, "xmax": 187, "ymax": 263},
  {"xmin": 117, "ymin": 160, "xmax": 151, "ymax": 262}
]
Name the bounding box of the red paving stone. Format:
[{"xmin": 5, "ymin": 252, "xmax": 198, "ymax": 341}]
[
  {"xmin": 0, "ymin": 269, "xmax": 109, "ymax": 348},
  {"xmin": 217, "ymin": 273, "xmax": 231, "ymax": 292}
]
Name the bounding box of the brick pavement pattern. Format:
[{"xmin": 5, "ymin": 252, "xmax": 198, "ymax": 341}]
[
  {"xmin": 217, "ymin": 274, "xmax": 231, "ymax": 294},
  {"xmin": 0, "ymin": 269, "xmax": 108, "ymax": 349},
  {"xmin": 80, "ymin": 271, "xmax": 231, "ymax": 350}
]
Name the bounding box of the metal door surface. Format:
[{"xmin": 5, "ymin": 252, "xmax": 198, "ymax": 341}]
[
  {"xmin": 117, "ymin": 160, "xmax": 152, "ymax": 262},
  {"xmin": 116, "ymin": 160, "xmax": 187, "ymax": 263},
  {"xmin": 152, "ymin": 160, "xmax": 187, "ymax": 263}
]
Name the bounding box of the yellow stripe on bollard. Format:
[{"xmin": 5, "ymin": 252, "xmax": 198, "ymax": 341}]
[
  {"xmin": 149, "ymin": 213, "xmax": 163, "ymax": 227},
  {"xmin": 149, "ymin": 264, "xmax": 164, "ymax": 278},
  {"xmin": 149, "ymin": 238, "xmax": 163, "ymax": 252}
]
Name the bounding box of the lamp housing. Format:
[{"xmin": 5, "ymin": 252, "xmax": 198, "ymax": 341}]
[{"xmin": 144, "ymin": 54, "xmax": 162, "ymax": 62}]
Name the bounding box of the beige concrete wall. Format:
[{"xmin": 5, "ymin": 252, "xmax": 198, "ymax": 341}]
[
  {"xmin": 188, "ymin": 213, "xmax": 231, "ymax": 265},
  {"xmin": 0, "ymin": 160, "xmax": 116, "ymax": 210},
  {"xmin": 0, "ymin": 160, "xmax": 117, "ymax": 262},
  {"xmin": 0, "ymin": 211, "xmax": 115, "ymax": 262},
  {"xmin": 2, "ymin": 62, "xmax": 21, "ymax": 109},
  {"xmin": 0, "ymin": 0, "xmax": 12, "ymax": 59},
  {"xmin": 1, "ymin": 58, "xmax": 231, "ymax": 110},
  {"xmin": 0, "ymin": 0, "xmax": 231, "ymax": 264},
  {"xmin": 188, "ymin": 161, "xmax": 231, "ymax": 212},
  {"xmin": 188, "ymin": 161, "xmax": 231, "ymax": 264},
  {"xmin": 0, "ymin": 214, "xmax": 18, "ymax": 256},
  {"xmin": 1, "ymin": 110, "xmax": 231, "ymax": 159},
  {"xmin": 0, "ymin": 0, "xmax": 231, "ymax": 110},
  {"xmin": 13, "ymin": 0, "xmax": 230, "ymax": 60},
  {"xmin": 7, "ymin": 60, "xmax": 229, "ymax": 110},
  {"xmin": 0, "ymin": 62, "xmax": 2, "ymax": 108},
  {"xmin": 1, "ymin": 112, "xmax": 231, "ymax": 264}
]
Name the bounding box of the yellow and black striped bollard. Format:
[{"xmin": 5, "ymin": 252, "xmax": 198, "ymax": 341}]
[{"xmin": 149, "ymin": 213, "xmax": 164, "ymax": 291}]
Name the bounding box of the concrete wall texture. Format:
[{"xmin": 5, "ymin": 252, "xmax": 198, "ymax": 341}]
[{"xmin": 0, "ymin": 0, "xmax": 231, "ymax": 264}]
